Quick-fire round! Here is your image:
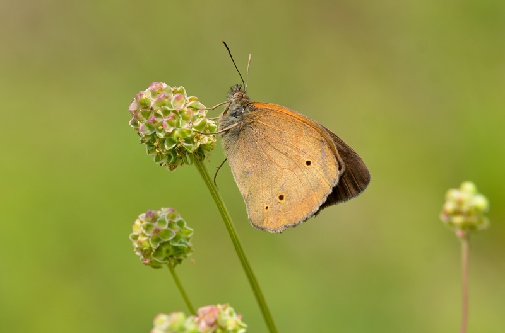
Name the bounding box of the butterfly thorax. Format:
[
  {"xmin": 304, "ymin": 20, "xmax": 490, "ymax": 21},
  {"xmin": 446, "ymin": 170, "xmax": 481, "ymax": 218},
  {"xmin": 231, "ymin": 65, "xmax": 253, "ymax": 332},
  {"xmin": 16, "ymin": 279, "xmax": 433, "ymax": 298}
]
[{"xmin": 219, "ymin": 84, "xmax": 254, "ymax": 130}]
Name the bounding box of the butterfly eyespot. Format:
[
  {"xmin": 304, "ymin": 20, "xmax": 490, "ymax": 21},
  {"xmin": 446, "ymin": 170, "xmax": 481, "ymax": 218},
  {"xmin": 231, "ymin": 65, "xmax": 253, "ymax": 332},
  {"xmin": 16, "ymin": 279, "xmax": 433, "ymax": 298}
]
[
  {"xmin": 305, "ymin": 160, "xmax": 312, "ymax": 166},
  {"xmin": 265, "ymin": 205, "xmax": 269, "ymax": 211},
  {"xmin": 277, "ymin": 194, "xmax": 285, "ymax": 202}
]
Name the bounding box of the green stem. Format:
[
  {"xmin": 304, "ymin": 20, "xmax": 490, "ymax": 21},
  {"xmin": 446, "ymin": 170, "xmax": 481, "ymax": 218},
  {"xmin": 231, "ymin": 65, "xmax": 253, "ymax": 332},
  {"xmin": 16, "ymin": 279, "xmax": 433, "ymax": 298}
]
[
  {"xmin": 457, "ymin": 230, "xmax": 469, "ymax": 333},
  {"xmin": 194, "ymin": 156, "xmax": 278, "ymax": 333},
  {"xmin": 168, "ymin": 262, "xmax": 196, "ymax": 316}
]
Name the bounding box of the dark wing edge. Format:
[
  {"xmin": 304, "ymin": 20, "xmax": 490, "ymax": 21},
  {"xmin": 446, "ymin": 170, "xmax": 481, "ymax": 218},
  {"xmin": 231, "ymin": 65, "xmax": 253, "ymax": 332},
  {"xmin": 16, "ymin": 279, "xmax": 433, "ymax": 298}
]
[{"xmin": 320, "ymin": 127, "xmax": 371, "ymax": 210}]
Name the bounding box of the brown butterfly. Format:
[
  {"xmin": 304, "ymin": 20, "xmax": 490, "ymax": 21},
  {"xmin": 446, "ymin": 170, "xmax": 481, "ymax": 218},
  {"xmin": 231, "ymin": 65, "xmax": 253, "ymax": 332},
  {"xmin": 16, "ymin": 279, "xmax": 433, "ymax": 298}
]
[{"xmin": 217, "ymin": 44, "xmax": 370, "ymax": 233}]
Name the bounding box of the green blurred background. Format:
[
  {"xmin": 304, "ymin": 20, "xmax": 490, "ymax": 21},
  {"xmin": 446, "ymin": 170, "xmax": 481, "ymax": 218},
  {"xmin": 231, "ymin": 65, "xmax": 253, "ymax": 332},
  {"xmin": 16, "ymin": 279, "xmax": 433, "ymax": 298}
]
[{"xmin": 1, "ymin": 0, "xmax": 504, "ymax": 332}]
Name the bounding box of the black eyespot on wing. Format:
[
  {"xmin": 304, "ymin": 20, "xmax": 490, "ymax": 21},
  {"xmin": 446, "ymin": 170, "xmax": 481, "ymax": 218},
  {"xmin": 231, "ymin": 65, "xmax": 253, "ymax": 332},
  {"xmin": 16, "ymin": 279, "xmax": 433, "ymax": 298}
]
[
  {"xmin": 265, "ymin": 205, "xmax": 269, "ymax": 211},
  {"xmin": 278, "ymin": 194, "xmax": 284, "ymax": 201},
  {"xmin": 305, "ymin": 160, "xmax": 312, "ymax": 166}
]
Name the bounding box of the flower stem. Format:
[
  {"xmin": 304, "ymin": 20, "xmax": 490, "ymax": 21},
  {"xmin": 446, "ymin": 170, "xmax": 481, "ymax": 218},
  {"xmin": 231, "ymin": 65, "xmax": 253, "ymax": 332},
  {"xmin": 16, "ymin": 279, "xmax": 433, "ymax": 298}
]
[
  {"xmin": 194, "ymin": 156, "xmax": 278, "ymax": 333},
  {"xmin": 457, "ymin": 230, "xmax": 469, "ymax": 333},
  {"xmin": 168, "ymin": 262, "xmax": 196, "ymax": 316}
]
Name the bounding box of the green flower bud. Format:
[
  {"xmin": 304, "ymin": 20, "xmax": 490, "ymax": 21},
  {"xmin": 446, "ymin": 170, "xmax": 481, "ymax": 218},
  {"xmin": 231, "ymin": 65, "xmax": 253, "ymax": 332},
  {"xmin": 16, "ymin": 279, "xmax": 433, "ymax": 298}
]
[
  {"xmin": 196, "ymin": 304, "xmax": 247, "ymax": 333},
  {"xmin": 130, "ymin": 208, "xmax": 194, "ymax": 269},
  {"xmin": 129, "ymin": 82, "xmax": 217, "ymax": 171},
  {"xmin": 440, "ymin": 181, "xmax": 490, "ymax": 233},
  {"xmin": 460, "ymin": 181, "xmax": 477, "ymax": 194},
  {"xmin": 152, "ymin": 312, "xmax": 199, "ymax": 333},
  {"xmin": 445, "ymin": 189, "xmax": 461, "ymax": 202},
  {"xmin": 472, "ymin": 194, "xmax": 489, "ymax": 213}
]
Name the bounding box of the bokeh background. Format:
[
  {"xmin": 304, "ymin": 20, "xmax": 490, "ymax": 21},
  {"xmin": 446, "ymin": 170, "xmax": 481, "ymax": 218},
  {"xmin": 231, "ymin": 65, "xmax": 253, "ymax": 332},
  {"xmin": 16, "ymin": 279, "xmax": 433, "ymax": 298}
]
[{"xmin": 1, "ymin": 0, "xmax": 504, "ymax": 332}]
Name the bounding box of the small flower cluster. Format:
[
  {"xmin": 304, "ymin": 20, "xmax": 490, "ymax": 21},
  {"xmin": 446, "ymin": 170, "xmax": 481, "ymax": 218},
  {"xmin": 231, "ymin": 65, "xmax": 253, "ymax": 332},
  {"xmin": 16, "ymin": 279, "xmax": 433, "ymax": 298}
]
[
  {"xmin": 129, "ymin": 82, "xmax": 217, "ymax": 170},
  {"xmin": 130, "ymin": 208, "xmax": 194, "ymax": 268},
  {"xmin": 440, "ymin": 181, "xmax": 490, "ymax": 232},
  {"xmin": 152, "ymin": 304, "xmax": 247, "ymax": 333}
]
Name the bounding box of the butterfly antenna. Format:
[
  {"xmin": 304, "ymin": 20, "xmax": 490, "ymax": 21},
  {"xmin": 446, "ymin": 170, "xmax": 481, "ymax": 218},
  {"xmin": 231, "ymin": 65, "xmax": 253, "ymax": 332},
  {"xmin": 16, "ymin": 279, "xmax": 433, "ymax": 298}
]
[
  {"xmin": 245, "ymin": 54, "xmax": 251, "ymax": 92},
  {"xmin": 222, "ymin": 41, "xmax": 245, "ymax": 89}
]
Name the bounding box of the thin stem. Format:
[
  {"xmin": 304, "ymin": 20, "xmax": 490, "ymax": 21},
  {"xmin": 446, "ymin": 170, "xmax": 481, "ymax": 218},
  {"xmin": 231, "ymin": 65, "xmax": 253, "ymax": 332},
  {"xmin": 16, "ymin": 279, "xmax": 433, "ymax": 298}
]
[
  {"xmin": 194, "ymin": 156, "xmax": 278, "ymax": 333},
  {"xmin": 168, "ymin": 262, "xmax": 196, "ymax": 316},
  {"xmin": 457, "ymin": 230, "xmax": 469, "ymax": 333}
]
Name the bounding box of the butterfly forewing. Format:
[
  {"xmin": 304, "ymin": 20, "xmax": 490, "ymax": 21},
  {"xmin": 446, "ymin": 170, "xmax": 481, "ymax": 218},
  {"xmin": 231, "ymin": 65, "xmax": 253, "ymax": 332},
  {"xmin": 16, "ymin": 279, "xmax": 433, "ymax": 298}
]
[{"xmin": 222, "ymin": 103, "xmax": 342, "ymax": 232}]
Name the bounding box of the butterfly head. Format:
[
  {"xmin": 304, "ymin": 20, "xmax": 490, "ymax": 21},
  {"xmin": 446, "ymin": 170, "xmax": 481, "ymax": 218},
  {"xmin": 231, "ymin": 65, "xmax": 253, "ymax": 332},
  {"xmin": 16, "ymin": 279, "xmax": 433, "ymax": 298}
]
[
  {"xmin": 221, "ymin": 84, "xmax": 252, "ymax": 122},
  {"xmin": 227, "ymin": 84, "xmax": 249, "ymax": 103}
]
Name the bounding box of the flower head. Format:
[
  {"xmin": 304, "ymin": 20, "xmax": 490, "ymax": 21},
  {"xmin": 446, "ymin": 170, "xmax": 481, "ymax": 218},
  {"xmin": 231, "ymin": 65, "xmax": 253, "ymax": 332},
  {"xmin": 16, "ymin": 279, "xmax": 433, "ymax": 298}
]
[
  {"xmin": 151, "ymin": 312, "xmax": 199, "ymax": 333},
  {"xmin": 151, "ymin": 304, "xmax": 246, "ymax": 333},
  {"xmin": 440, "ymin": 181, "xmax": 490, "ymax": 233},
  {"xmin": 196, "ymin": 304, "xmax": 246, "ymax": 333},
  {"xmin": 129, "ymin": 83, "xmax": 217, "ymax": 170},
  {"xmin": 130, "ymin": 208, "xmax": 194, "ymax": 268}
]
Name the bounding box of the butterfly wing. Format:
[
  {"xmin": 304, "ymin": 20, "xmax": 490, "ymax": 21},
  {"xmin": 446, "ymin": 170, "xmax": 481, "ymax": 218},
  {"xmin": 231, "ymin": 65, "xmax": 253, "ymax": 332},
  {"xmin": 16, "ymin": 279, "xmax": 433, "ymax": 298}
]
[{"xmin": 221, "ymin": 102, "xmax": 343, "ymax": 232}]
